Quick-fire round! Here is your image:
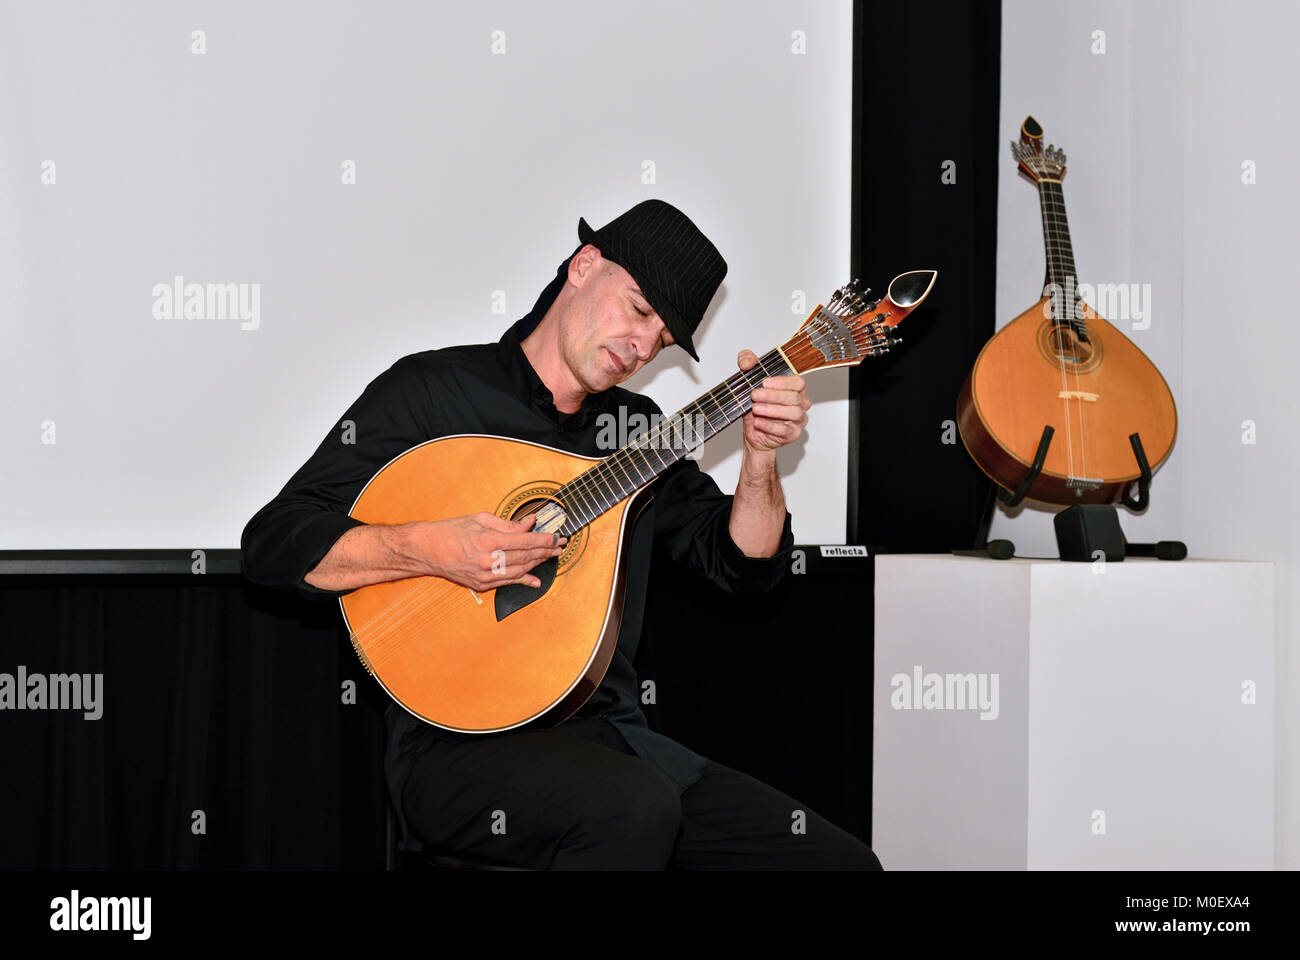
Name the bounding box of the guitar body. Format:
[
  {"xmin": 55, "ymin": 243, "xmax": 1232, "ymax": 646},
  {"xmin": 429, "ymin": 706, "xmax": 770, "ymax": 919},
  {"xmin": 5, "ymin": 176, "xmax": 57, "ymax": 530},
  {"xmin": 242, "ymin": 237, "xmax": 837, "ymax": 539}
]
[
  {"xmin": 339, "ymin": 434, "xmax": 647, "ymax": 733},
  {"xmin": 957, "ymin": 295, "xmax": 1177, "ymax": 504}
]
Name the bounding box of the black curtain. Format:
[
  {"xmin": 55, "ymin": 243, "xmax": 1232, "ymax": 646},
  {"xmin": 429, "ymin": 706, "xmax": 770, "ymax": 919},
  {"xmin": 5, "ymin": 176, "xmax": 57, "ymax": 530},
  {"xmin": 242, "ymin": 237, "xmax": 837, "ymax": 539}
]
[
  {"xmin": 0, "ymin": 0, "xmax": 1001, "ymax": 870},
  {"xmin": 0, "ymin": 576, "xmax": 387, "ymax": 869},
  {"xmin": 849, "ymin": 0, "xmax": 1001, "ymax": 551}
]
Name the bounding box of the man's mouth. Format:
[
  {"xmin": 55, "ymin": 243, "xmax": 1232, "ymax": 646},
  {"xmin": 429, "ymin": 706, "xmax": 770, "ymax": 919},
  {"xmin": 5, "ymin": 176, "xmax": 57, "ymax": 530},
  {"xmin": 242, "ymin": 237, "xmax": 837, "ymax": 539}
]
[{"xmin": 607, "ymin": 349, "xmax": 627, "ymax": 374}]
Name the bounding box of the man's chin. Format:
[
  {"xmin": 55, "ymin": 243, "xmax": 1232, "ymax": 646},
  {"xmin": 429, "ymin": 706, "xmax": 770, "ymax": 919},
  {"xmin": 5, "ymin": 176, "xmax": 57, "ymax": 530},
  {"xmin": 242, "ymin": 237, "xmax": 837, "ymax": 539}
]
[{"xmin": 592, "ymin": 363, "xmax": 625, "ymax": 391}]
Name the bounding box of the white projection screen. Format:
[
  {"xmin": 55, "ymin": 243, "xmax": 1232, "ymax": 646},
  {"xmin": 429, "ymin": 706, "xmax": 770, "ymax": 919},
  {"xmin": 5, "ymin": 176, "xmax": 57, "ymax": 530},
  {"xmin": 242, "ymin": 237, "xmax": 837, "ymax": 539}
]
[{"xmin": 0, "ymin": 1, "xmax": 853, "ymax": 551}]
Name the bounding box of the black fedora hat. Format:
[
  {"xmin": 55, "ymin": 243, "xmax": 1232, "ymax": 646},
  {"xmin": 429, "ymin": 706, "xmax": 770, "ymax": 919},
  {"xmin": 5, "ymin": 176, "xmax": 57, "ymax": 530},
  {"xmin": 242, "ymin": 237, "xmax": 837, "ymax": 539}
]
[{"xmin": 577, "ymin": 199, "xmax": 727, "ymax": 361}]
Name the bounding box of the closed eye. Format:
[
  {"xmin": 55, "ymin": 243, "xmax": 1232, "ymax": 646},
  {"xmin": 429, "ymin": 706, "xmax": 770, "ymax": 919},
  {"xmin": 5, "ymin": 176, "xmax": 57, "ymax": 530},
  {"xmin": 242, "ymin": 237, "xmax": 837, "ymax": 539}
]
[{"xmin": 629, "ymin": 294, "xmax": 670, "ymax": 347}]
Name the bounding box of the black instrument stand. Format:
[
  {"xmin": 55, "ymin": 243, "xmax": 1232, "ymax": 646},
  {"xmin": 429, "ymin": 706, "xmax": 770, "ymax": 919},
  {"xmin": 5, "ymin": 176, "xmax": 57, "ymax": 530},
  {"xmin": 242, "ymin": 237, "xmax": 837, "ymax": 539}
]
[{"xmin": 956, "ymin": 426, "xmax": 1186, "ymax": 561}]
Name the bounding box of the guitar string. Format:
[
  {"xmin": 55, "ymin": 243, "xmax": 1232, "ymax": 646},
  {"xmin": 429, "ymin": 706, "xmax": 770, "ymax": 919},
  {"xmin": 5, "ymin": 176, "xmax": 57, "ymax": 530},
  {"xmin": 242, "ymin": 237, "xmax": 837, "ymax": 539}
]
[
  {"xmin": 1051, "ymin": 181, "xmax": 1091, "ymax": 487},
  {"xmin": 1050, "ymin": 180, "xmax": 1091, "ymax": 487},
  {"xmin": 363, "ymin": 583, "xmax": 482, "ymax": 670},
  {"xmin": 347, "ymin": 322, "xmax": 873, "ymax": 659},
  {"xmin": 358, "ymin": 581, "xmax": 468, "ymax": 669},
  {"xmin": 1041, "ymin": 178, "xmax": 1076, "ymax": 487},
  {"xmin": 350, "ymin": 575, "xmax": 470, "ymax": 662}
]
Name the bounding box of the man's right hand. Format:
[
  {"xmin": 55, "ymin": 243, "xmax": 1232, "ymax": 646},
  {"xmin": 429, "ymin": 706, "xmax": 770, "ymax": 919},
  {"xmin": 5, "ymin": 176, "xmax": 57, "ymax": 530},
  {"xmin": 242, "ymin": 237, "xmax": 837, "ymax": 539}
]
[{"xmin": 410, "ymin": 512, "xmax": 566, "ymax": 591}]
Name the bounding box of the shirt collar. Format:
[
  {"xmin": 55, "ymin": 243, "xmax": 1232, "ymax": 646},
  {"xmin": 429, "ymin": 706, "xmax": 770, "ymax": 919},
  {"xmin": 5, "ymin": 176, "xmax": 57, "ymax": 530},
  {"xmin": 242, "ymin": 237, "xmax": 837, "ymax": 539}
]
[
  {"xmin": 498, "ymin": 314, "xmax": 553, "ymax": 408},
  {"xmin": 497, "ymin": 314, "xmax": 617, "ymax": 426}
]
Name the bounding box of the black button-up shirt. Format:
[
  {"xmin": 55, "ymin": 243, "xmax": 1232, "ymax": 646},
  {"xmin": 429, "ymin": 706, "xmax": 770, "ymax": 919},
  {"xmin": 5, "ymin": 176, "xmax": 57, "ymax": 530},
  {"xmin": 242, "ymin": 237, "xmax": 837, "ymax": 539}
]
[{"xmin": 241, "ymin": 280, "xmax": 794, "ymax": 852}]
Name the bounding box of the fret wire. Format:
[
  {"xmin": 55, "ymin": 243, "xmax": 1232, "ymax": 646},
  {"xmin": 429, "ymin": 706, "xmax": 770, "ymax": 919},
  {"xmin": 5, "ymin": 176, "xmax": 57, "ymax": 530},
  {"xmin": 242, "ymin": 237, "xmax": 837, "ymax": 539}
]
[
  {"xmin": 571, "ymin": 480, "xmax": 596, "ymax": 526},
  {"xmin": 719, "ymin": 373, "xmax": 748, "ymax": 416},
  {"xmin": 711, "ymin": 382, "xmax": 734, "ymax": 426},
  {"xmin": 610, "ymin": 449, "xmax": 636, "ymax": 495},
  {"xmin": 595, "ymin": 457, "xmax": 619, "ymax": 502},
  {"xmin": 698, "ymin": 385, "xmax": 732, "ymax": 434},
  {"xmin": 587, "ymin": 467, "xmax": 607, "ymax": 511},
  {"xmin": 701, "ymin": 401, "xmax": 726, "ymax": 439},
  {"xmin": 704, "ymin": 383, "xmax": 733, "ymax": 424},
  {"xmin": 625, "ymin": 446, "xmax": 649, "ymax": 485},
  {"xmin": 642, "ymin": 431, "xmax": 669, "ymax": 472}
]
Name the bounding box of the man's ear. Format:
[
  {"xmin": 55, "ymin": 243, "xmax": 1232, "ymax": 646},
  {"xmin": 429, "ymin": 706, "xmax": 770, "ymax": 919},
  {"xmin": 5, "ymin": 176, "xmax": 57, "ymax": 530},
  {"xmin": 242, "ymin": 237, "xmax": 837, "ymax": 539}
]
[{"xmin": 569, "ymin": 244, "xmax": 602, "ymax": 289}]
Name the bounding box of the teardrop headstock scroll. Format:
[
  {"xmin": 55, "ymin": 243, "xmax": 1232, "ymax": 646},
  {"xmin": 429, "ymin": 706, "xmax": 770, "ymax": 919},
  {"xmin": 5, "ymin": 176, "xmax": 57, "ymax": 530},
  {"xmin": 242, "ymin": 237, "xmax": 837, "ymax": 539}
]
[
  {"xmin": 1011, "ymin": 114, "xmax": 1067, "ymax": 183},
  {"xmin": 777, "ymin": 269, "xmax": 937, "ymax": 376}
]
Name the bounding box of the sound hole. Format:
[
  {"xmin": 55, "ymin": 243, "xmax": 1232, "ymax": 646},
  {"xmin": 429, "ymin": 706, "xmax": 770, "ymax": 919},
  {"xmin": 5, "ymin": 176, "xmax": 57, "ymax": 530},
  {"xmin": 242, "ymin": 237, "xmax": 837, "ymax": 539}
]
[
  {"xmin": 1037, "ymin": 319, "xmax": 1103, "ymax": 374},
  {"xmin": 496, "ymin": 491, "xmax": 585, "ymax": 573},
  {"xmin": 1047, "ymin": 326, "xmax": 1093, "ymax": 363},
  {"xmin": 509, "ymin": 497, "xmax": 568, "ymax": 536}
]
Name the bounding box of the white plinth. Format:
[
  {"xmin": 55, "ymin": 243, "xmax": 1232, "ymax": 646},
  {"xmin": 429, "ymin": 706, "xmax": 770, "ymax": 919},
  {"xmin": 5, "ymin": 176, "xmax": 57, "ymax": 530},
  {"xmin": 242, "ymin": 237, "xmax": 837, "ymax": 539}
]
[{"xmin": 871, "ymin": 555, "xmax": 1275, "ymax": 870}]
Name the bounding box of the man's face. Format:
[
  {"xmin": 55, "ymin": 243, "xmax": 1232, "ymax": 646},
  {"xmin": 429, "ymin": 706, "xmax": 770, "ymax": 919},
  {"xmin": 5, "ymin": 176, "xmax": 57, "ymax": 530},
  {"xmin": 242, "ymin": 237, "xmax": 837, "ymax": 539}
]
[{"xmin": 560, "ymin": 251, "xmax": 676, "ymax": 393}]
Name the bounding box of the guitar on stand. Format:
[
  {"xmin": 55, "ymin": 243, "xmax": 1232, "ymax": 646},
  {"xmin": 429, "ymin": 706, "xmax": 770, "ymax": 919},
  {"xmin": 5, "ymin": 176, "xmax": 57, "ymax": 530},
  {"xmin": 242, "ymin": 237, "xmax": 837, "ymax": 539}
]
[{"xmin": 955, "ymin": 115, "xmax": 1182, "ymax": 561}]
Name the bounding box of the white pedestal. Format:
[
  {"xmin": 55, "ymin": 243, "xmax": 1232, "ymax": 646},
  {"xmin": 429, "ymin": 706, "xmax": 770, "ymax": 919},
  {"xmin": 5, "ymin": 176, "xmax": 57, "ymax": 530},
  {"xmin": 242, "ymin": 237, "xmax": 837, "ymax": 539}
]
[{"xmin": 871, "ymin": 555, "xmax": 1275, "ymax": 869}]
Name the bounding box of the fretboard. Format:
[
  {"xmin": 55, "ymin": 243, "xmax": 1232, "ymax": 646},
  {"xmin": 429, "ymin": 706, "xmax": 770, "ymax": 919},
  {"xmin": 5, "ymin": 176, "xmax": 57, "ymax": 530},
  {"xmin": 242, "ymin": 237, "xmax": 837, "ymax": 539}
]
[
  {"xmin": 556, "ymin": 347, "xmax": 790, "ymax": 536},
  {"xmin": 1037, "ymin": 180, "xmax": 1078, "ymax": 287},
  {"xmin": 1037, "ymin": 180, "xmax": 1086, "ymax": 336}
]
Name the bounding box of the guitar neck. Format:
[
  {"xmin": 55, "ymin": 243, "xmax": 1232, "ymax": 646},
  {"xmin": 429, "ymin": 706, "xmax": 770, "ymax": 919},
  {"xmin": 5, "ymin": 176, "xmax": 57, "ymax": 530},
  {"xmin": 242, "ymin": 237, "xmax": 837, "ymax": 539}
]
[
  {"xmin": 1037, "ymin": 180, "xmax": 1079, "ymax": 292},
  {"xmin": 1037, "ymin": 180, "xmax": 1090, "ymax": 338},
  {"xmin": 545, "ymin": 268, "xmax": 935, "ymax": 536},
  {"xmin": 556, "ymin": 347, "xmax": 791, "ymax": 536}
]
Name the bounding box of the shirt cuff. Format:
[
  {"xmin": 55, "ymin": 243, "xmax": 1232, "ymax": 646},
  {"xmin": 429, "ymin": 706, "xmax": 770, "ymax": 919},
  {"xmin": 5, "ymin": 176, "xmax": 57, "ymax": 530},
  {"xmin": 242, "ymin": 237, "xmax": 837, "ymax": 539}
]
[
  {"xmin": 294, "ymin": 513, "xmax": 369, "ymax": 601},
  {"xmin": 716, "ymin": 508, "xmax": 795, "ymax": 594}
]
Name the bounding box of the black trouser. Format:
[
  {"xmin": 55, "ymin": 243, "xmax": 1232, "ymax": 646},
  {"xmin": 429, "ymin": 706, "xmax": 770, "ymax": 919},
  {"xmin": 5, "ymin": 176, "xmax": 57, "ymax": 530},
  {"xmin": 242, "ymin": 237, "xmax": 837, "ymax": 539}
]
[{"xmin": 402, "ymin": 721, "xmax": 882, "ymax": 870}]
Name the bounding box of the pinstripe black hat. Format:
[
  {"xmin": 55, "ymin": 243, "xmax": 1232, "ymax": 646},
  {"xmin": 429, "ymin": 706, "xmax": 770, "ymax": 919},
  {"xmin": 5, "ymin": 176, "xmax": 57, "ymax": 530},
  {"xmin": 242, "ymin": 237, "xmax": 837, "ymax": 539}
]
[{"xmin": 577, "ymin": 199, "xmax": 727, "ymax": 361}]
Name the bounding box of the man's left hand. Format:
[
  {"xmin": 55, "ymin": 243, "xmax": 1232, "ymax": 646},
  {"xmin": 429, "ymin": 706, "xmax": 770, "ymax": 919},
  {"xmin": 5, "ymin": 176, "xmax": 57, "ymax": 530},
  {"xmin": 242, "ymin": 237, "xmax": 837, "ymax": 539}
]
[{"xmin": 737, "ymin": 349, "xmax": 810, "ymax": 455}]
